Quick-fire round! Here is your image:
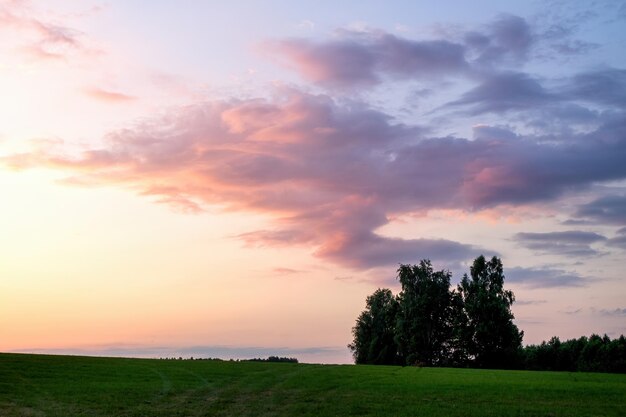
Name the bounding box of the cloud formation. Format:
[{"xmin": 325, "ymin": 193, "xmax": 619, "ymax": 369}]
[
  {"xmin": 465, "ymin": 14, "xmax": 533, "ymax": 66},
  {"xmin": 513, "ymin": 230, "xmax": 607, "ymax": 257},
  {"xmin": 83, "ymin": 88, "xmax": 136, "ymax": 103},
  {"xmin": 2, "ymin": 11, "xmax": 625, "ymax": 276},
  {"xmin": 269, "ymin": 14, "xmax": 534, "ymax": 89},
  {"xmin": 565, "ymin": 69, "xmax": 626, "ymax": 107},
  {"xmin": 446, "ymin": 71, "xmax": 554, "ymax": 114},
  {"xmin": 598, "ymin": 308, "xmax": 626, "ymax": 317},
  {"xmin": 3, "ymin": 91, "xmax": 494, "ymax": 269},
  {"xmin": 515, "ymin": 299, "xmax": 547, "ymax": 306},
  {"xmin": 506, "ymin": 266, "xmax": 587, "ymax": 288},
  {"xmin": 572, "ymin": 195, "xmax": 626, "ymax": 225},
  {"xmin": 607, "ymin": 227, "xmax": 626, "ymax": 249},
  {"xmin": 0, "ymin": 0, "xmax": 86, "ymax": 61},
  {"xmin": 268, "ymin": 33, "xmax": 468, "ymax": 88},
  {"xmin": 267, "ymin": 14, "xmax": 568, "ymax": 89},
  {"xmin": 4, "ymin": 84, "xmax": 626, "ymax": 270}
]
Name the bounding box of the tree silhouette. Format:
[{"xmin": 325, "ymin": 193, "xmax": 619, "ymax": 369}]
[
  {"xmin": 454, "ymin": 256, "xmax": 523, "ymax": 368},
  {"xmin": 348, "ymin": 288, "xmax": 400, "ymax": 365},
  {"xmin": 395, "ymin": 260, "xmax": 453, "ymax": 366},
  {"xmin": 349, "ymin": 256, "xmax": 625, "ymax": 373}
]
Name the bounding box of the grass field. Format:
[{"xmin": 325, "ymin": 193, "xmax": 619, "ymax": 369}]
[{"xmin": 1, "ymin": 353, "xmax": 625, "ymax": 416}]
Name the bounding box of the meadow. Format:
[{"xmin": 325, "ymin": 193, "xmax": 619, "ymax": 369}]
[{"xmin": 1, "ymin": 353, "xmax": 625, "ymax": 416}]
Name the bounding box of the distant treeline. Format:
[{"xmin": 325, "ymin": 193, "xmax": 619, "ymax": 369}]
[
  {"xmin": 244, "ymin": 356, "xmax": 299, "ymax": 363},
  {"xmin": 349, "ymin": 256, "xmax": 625, "ymax": 373},
  {"xmin": 159, "ymin": 356, "xmax": 299, "ymax": 363},
  {"xmin": 522, "ymin": 334, "xmax": 626, "ymax": 373}
]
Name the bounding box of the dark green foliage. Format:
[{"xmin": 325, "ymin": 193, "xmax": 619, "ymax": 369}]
[
  {"xmin": 395, "ymin": 260, "xmax": 453, "ymax": 366},
  {"xmin": 454, "ymin": 256, "xmax": 523, "ymax": 369},
  {"xmin": 349, "ymin": 256, "xmax": 625, "ymax": 374},
  {"xmin": 348, "ymin": 288, "xmax": 400, "ymax": 365},
  {"xmin": 523, "ymin": 334, "xmax": 626, "ymax": 373},
  {"xmin": 1, "ymin": 353, "xmax": 626, "ymax": 417},
  {"xmin": 350, "ymin": 255, "xmax": 523, "ymax": 369}
]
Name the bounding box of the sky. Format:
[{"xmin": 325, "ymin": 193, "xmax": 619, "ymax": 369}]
[{"xmin": 0, "ymin": 0, "xmax": 625, "ymax": 364}]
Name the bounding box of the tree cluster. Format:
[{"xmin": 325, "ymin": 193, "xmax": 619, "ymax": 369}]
[
  {"xmin": 522, "ymin": 334, "xmax": 626, "ymax": 373},
  {"xmin": 348, "ymin": 255, "xmax": 524, "ymax": 369}
]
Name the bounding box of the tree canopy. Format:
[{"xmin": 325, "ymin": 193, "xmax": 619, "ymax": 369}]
[
  {"xmin": 454, "ymin": 255, "xmax": 523, "ymax": 368},
  {"xmin": 395, "ymin": 260, "xmax": 453, "ymax": 366},
  {"xmin": 348, "ymin": 288, "xmax": 400, "ymax": 365},
  {"xmin": 349, "ymin": 255, "xmax": 522, "ymax": 369}
]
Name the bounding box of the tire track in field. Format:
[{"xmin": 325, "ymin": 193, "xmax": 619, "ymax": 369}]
[
  {"xmin": 176, "ymin": 367, "xmax": 211, "ymax": 387},
  {"xmin": 147, "ymin": 367, "xmax": 172, "ymax": 395}
]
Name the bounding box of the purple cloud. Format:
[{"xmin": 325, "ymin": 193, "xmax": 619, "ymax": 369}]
[
  {"xmin": 599, "ymin": 308, "xmax": 626, "ymax": 317},
  {"xmin": 268, "ymin": 33, "xmax": 468, "ymax": 88},
  {"xmin": 267, "ymin": 15, "xmax": 545, "ymax": 90},
  {"xmin": 3, "ymin": 8, "xmax": 625, "ymax": 271},
  {"xmin": 446, "ymin": 72, "xmax": 555, "ymax": 114},
  {"xmin": 506, "ymin": 266, "xmax": 587, "ymax": 288},
  {"xmin": 515, "ymin": 299, "xmax": 547, "ymax": 306},
  {"xmin": 443, "ymin": 67, "xmax": 626, "ymax": 117},
  {"xmin": 607, "ymin": 227, "xmax": 626, "ymax": 249},
  {"xmin": 314, "ymin": 232, "xmax": 485, "ymax": 270},
  {"xmin": 513, "ymin": 230, "xmax": 607, "ymax": 257},
  {"xmin": 565, "ymin": 68, "xmax": 626, "ymax": 107},
  {"xmin": 467, "ymin": 14, "xmax": 533, "ymax": 66},
  {"xmin": 572, "ymin": 195, "xmax": 626, "ymax": 225},
  {"xmin": 3, "ymin": 86, "xmax": 626, "ymax": 269}
]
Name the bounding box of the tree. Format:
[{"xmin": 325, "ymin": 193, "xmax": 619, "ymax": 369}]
[
  {"xmin": 395, "ymin": 260, "xmax": 453, "ymax": 366},
  {"xmin": 455, "ymin": 255, "xmax": 523, "ymax": 368},
  {"xmin": 348, "ymin": 288, "xmax": 400, "ymax": 365}
]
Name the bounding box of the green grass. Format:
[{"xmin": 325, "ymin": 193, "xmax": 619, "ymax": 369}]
[{"xmin": 1, "ymin": 353, "xmax": 625, "ymax": 416}]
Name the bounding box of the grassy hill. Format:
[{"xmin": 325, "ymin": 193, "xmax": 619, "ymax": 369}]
[{"xmin": 1, "ymin": 353, "xmax": 625, "ymax": 416}]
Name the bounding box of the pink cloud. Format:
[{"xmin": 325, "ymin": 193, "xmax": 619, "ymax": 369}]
[
  {"xmin": 3, "ymin": 87, "xmax": 625, "ymax": 270},
  {"xmin": 0, "ymin": 0, "xmax": 91, "ymax": 63},
  {"xmin": 272, "ymin": 267, "xmax": 306, "ymax": 275},
  {"xmin": 83, "ymin": 88, "xmax": 136, "ymax": 103}
]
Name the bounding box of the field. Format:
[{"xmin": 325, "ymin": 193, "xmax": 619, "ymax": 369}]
[{"xmin": 1, "ymin": 353, "xmax": 625, "ymax": 416}]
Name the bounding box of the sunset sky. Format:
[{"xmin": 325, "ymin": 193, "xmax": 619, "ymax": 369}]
[{"xmin": 1, "ymin": 0, "xmax": 625, "ymax": 363}]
